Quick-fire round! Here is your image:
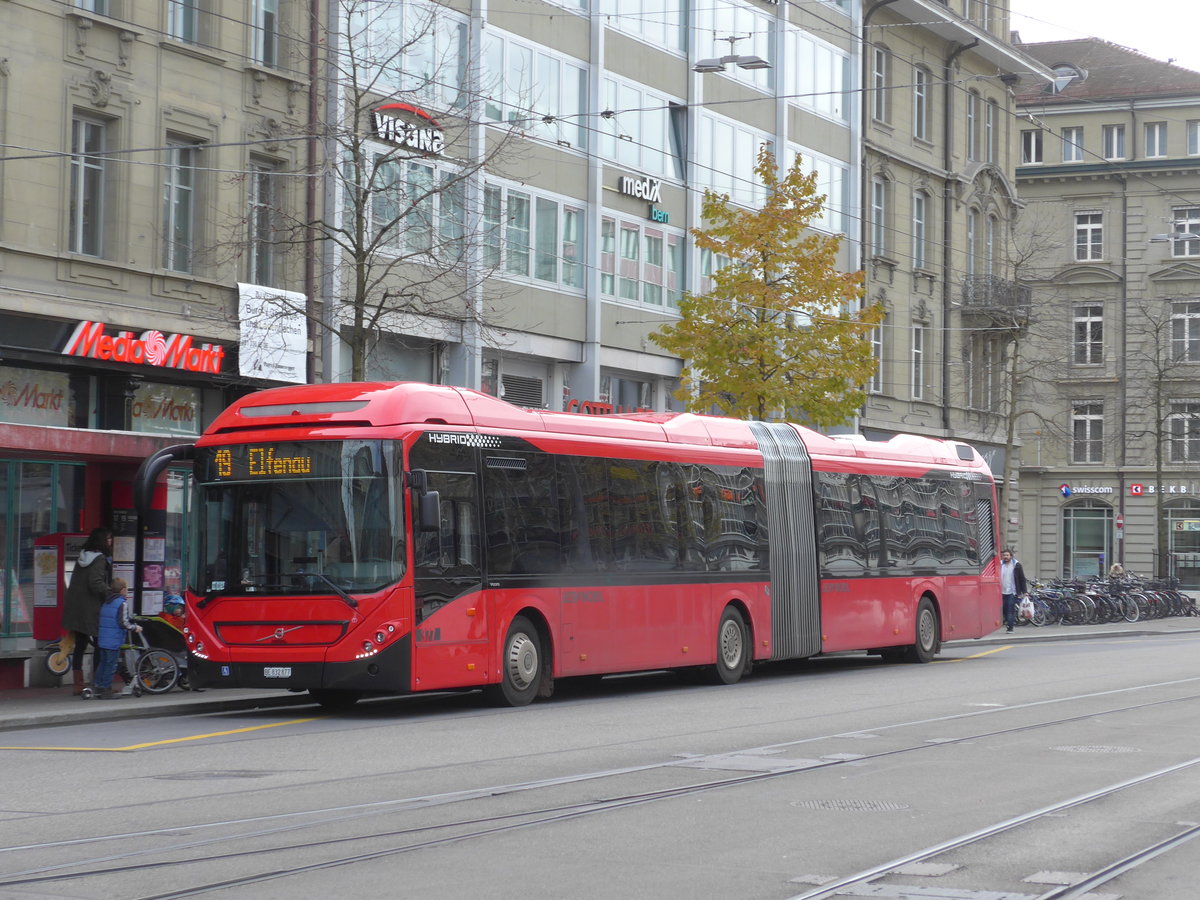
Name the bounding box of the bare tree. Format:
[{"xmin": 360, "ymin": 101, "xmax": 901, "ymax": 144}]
[
  {"xmin": 1123, "ymin": 298, "xmax": 1198, "ymax": 579},
  {"xmin": 234, "ymin": 0, "xmax": 533, "ymax": 383}
]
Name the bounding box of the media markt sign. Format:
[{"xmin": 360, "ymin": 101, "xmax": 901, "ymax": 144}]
[
  {"xmin": 370, "ymin": 103, "xmax": 445, "ymax": 155},
  {"xmin": 62, "ymin": 322, "xmax": 225, "ymax": 374}
]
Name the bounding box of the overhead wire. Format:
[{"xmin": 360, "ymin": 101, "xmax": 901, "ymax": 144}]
[{"xmin": 8, "ymin": 0, "xmax": 1198, "ymax": 317}]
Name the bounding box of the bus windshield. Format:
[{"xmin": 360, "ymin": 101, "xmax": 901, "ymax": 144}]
[{"xmin": 192, "ymin": 440, "xmax": 405, "ymax": 596}]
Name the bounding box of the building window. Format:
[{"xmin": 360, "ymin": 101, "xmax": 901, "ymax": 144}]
[
  {"xmin": 74, "ymin": 0, "xmax": 109, "ymax": 13},
  {"xmin": 787, "ymin": 145, "xmax": 849, "ymax": 234},
  {"xmin": 1171, "ymin": 207, "xmax": 1200, "ymax": 257},
  {"xmin": 695, "ymin": 3, "xmax": 775, "ymax": 92},
  {"xmin": 599, "ymin": 77, "xmax": 679, "ymax": 177},
  {"xmin": 696, "ymin": 114, "xmax": 769, "ymax": 207},
  {"xmin": 869, "ymin": 321, "xmax": 884, "ymax": 394},
  {"xmin": 1172, "ymin": 301, "xmax": 1200, "ymax": 362},
  {"xmin": 871, "ymin": 46, "xmax": 890, "ymax": 123},
  {"xmin": 965, "ymin": 208, "xmax": 979, "ymax": 277},
  {"xmin": 1189, "ymin": 121, "xmax": 1200, "ymax": 156},
  {"xmin": 985, "ymin": 99, "xmax": 997, "ymax": 163},
  {"xmin": 966, "ymin": 92, "xmax": 980, "ymax": 160},
  {"xmin": 601, "ymin": 216, "xmax": 682, "ymax": 307},
  {"xmin": 252, "ymin": 0, "xmax": 279, "ymax": 67},
  {"xmin": 362, "ymin": 2, "xmax": 468, "ymax": 111},
  {"xmin": 1169, "ymin": 400, "xmax": 1200, "ymax": 463},
  {"xmin": 985, "ymin": 216, "xmax": 997, "ymax": 276},
  {"xmin": 167, "ymin": 0, "xmax": 199, "ymax": 42},
  {"xmin": 1072, "ymin": 401, "xmax": 1104, "ymax": 464},
  {"xmin": 484, "ymin": 32, "xmax": 587, "ymax": 148},
  {"xmin": 1145, "ymin": 122, "xmax": 1167, "ymax": 158},
  {"xmin": 1063, "ymin": 126, "xmax": 1084, "ymax": 162},
  {"xmin": 480, "ymin": 181, "xmax": 588, "ymax": 294},
  {"xmin": 605, "ymin": 0, "xmax": 684, "ymax": 52},
  {"xmin": 966, "ymin": 334, "xmax": 1002, "ymax": 411},
  {"xmin": 163, "ymin": 139, "xmax": 199, "ymax": 272},
  {"xmin": 870, "ymin": 176, "xmax": 888, "ymax": 257},
  {"xmin": 788, "ymin": 29, "xmax": 850, "ymax": 122},
  {"xmin": 912, "ymin": 324, "xmax": 926, "ymax": 400},
  {"xmin": 69, "ymin": 115, "xmax": 107, "ymax": 258},
  {"xmin": 1074, "ymin": 211, "xmax": 1103, "ymax": 261},
  {"xmin": 1073, "ymin": 304, "xmax": 1103, "ymax": 365},
  {"xmin": 247, "ymin": 159, "xmax": 280, "ymax": 286},
  {"xmin": 913, "ymin": 67, "xmax": 930, "ymax": 141},
  {"xmin": 912, "ymin": 191, "xmax": 927, "ymax": 270},
  {"xmin": 1021, "ymin": 129, "xmax": 1043, "ymax": 164},
  {"xmin": 1102, "ymin": 124, "xmax": 1125, "ymax": 160}
]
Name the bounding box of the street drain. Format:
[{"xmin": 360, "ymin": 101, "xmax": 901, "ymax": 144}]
[
  {"xmin": 790, "ymin": 799, "xmax": 909, "ymax": 811},
  {"xmin": 1051, "ymin": 745, "xmax": 1141, "ymax": 754}
]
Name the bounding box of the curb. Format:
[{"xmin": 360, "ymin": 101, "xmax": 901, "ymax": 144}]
[
  {"xmin": 0, "ymin": 691, "xmax": 315, "ymax": 734},
  {"xmin": 949, "ymin": 625, "xmax": 1200, "ymax": 649}
]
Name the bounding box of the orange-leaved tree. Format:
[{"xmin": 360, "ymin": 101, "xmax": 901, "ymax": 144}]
[{"xmin": 652, "ymin": 145, "xmax": 882, "ymax": 427}]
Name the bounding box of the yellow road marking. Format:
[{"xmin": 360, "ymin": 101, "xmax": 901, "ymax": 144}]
[
  {"xmin": 0, "ymin": 716, "xmax": 320, "ymax": 753},
  {"xmin": 116, "ymin": 716, "xmax": 321, "ymax": 749},
  {"xmin": 0, "ymin": 746, "xmax": 125, "ymax": 752},
  {"xmin": 935, "ymin": 645, "xmax": 1014, "ymax": 663}
]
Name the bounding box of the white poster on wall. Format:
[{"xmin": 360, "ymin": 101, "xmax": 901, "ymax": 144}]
[{"xmin": 238, "ymin": 283, "xmax": 308, "ymax": 383}]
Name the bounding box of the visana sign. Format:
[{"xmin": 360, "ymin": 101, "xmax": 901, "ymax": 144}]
[
  {"xmin": 371, "ymin": 103, "xmax": 445, "ymax": 155},
  {"xmin": 62, "ymin": 322, "xmax": 226, "ymax": 374}
]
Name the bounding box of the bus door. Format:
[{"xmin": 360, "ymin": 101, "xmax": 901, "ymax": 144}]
[{"xmin": 411, "ymin": 469, "xmax": 489, "ymax": 691}]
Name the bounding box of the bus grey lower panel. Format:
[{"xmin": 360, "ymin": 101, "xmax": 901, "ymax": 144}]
[{"xmin": 749, "ymin": 421, "xmax": 822, "ymax": 660}]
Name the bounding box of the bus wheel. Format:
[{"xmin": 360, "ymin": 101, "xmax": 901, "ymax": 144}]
[
  {"xmin": 309, "ymin": 689, "xmax": 362, "ymax": 710},
  {"xmin": 710, "ymin": 607, "xmax": 749, "ymax": 685},
  {"xmin": 905, "ymin": 598, "xmax": 939, "ymax": 663},
  {"xmin": 487, "ymin": 615, "xmax": 542, "ymax": 707}
]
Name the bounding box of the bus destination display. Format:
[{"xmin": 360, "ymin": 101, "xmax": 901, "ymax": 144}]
[{"xmin": 207, "ymin": 444, "xmax": 317, "ymax": 480}]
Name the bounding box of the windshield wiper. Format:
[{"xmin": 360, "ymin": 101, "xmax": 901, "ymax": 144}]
[{"xmin": 284, "ymin": 570, "xmax": 359, "ymax": 609}]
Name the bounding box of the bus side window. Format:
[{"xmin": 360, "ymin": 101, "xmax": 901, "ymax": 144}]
[{"xmin": 414, "ymin": 472, "xmax": 480, "ymax": 577}]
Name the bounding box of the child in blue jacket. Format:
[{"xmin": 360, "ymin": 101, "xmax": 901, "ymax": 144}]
[{"xmin": 94, "ymin": 578, "xmax": 141, "ymax": 700}]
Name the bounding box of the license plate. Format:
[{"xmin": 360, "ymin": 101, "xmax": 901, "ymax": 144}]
[{"xmin": 264, "ymin": 666, "xmax": 292, "ymax": 678}]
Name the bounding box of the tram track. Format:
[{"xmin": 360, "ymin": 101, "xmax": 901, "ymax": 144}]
[
  {"xmin": 787, "ymin": 755, "xmax": 1200, "ymax": 899},
  {"xmin": 3, "ymin": 682, "xmax": 1200, "ymax": 898}
]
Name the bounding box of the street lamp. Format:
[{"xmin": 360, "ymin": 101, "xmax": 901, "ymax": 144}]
[{"xmin": 693, "ymin": 35, "xmax": 771, "ymax": 74}]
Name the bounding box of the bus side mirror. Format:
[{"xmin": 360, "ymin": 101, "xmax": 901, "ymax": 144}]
[
  {"xmin": 409, "ymin": 469, "xmax": 428, "ymax": 492},
  {"xmin": 418, "ymin": 491, "xmax": 441, "ymax": 532}
]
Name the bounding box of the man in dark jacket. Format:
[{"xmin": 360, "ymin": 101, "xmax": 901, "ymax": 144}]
[
  {"xmin": 999, "ymin": 548, "xmax": 1028, "ymax": 633},
  {"xmin": 62, "ymin": 528, "xmax": 113, "ymax": 694}
]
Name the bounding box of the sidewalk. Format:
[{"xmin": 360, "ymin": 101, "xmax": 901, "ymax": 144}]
[{"xmin": 2, "ymin": 617, "xmax": 1198, "ymax": 733}]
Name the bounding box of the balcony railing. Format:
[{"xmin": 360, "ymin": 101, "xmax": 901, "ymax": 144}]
[{"xmin": 960, "ymin": 275, "xmax": 1032, "ymax": 324}]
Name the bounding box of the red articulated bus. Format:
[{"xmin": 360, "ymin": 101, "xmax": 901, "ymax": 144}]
[{"xmin": 134, "ymin": 381, "xmax": 1001, "ymax": 709}]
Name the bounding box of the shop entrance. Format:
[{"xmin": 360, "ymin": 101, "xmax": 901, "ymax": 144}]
[
  {"xmin": 1061, "ymin": 499, "xmax": 1113, "ymax": 579},
  {"xmin": 1166, "ymin": 499, "xmax": 1200, "ymax": 589}
]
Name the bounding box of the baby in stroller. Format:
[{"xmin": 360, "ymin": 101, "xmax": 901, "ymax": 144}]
[{"xmin": 139, "ymin": 590, "xmax": 194, "ymax": 690}]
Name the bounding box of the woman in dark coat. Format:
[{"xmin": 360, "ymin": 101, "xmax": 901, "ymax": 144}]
[{"xmin": 62, "ymin": 528, "xmax": 113, "ymax": 694}]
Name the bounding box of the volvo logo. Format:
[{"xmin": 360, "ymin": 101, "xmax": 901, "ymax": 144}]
[{"xmin": 255, "ymin": 625, "xmax": 304, "ymax": 642}]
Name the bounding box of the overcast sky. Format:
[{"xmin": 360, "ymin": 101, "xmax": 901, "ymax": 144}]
[{"xmin": 1009, "ymin": 1, "xmax": 1200, "ymax": 73}]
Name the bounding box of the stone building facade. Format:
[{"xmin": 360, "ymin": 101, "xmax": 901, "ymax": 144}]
[{"xmin": 1013, "ymin": 39, "xmax": 1200, "ymax": 584}]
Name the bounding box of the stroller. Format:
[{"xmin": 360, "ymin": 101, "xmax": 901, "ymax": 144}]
[{"xmin": 133, "ymin": 610, "xmax": 189, "ymax": 692}]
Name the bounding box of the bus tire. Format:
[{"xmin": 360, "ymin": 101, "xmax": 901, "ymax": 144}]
[
  {"xmin": 309, "ymin": 689, "xmax": 362, "ymax": 710},
  {"xmin": 710, "ymin": 606, "xmax": 749, "ymax": 685},
  {"xmin": 905, "ymin": 598, "xmax": 939, "ymax": 663},
  {"xmin": 486, "ymin": 615, "xmax": 543, "ymax": 707}
]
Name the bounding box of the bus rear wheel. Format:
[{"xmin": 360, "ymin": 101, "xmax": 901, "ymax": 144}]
[
  {"xmin": 709, "ymin": 607, "xmax": 749, "ymax": 685},
  {"xmin": 905, "ymin": 598, "xmax": 940, "ymax": 663},
  {"xmin": 486, "ymin": 615, "xmax": 543, "ymax": 707}
]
